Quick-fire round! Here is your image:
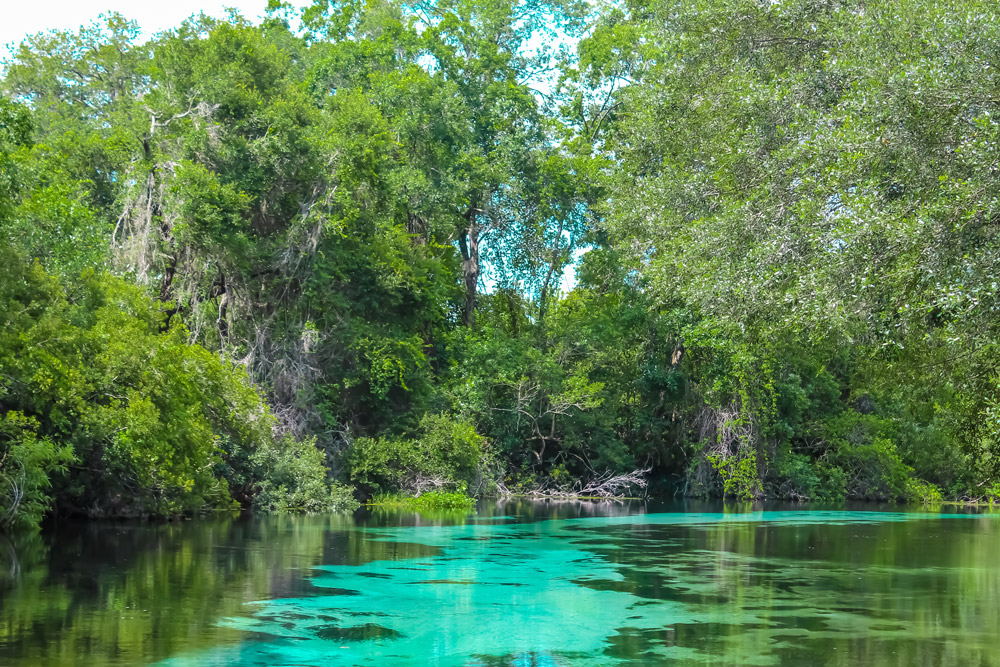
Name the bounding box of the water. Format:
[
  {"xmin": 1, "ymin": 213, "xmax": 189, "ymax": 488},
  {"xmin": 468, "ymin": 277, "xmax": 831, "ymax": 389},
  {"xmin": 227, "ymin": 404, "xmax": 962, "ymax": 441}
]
[{"xmin": 1, "ymin": 501, "xmax": 998, "ymax": 666}]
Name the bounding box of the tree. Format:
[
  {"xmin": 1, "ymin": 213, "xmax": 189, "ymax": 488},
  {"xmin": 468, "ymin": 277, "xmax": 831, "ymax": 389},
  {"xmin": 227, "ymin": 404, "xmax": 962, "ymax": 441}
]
[{"xmin": 593, "ymin": 0, "xmax": 1000, "ymax": 495}]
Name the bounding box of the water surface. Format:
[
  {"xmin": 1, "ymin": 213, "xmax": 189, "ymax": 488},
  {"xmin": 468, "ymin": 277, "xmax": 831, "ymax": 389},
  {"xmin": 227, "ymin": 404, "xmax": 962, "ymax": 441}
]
[{"xmin": 1, "ymin": 501, "xmax": 998, "ymax": 666}]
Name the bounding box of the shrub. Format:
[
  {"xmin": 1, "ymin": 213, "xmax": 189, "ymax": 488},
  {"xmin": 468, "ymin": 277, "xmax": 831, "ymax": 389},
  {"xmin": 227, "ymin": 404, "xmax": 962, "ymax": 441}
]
[
  {"xmin": 346, "ymin": 413, "xmax": 485, "ymax": 495},
  {"xmin": 707, "ymin": 451, "xmax": 762, "ymax": 501},
  {"xmin": 905, "ymin": 478, "xmax": 943, "ymax": 505},
  {"xmin": 252, "ymin": 436, "xmax": 359, "ymax": 512},
  {"xmin": 0, "ymin": 412, "xmax": 73, "ymax": 531},
  {"xmin": 770, "ymin": 449, "xmax": 822, "ymax": 500},
  {"xmin": 329, "ymin": 482, "xmax": 360, "ymax": 511},
  {"xmin": 0, "ymin": 249, "xmax": 298, "ymax": 525}
]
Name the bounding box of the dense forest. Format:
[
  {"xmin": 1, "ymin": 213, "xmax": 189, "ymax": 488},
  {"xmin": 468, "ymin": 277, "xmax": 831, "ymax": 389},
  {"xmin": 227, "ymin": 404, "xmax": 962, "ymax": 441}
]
[{"xmin": 1, "ymin": 0, "xmax": 998, "ymax": 530}]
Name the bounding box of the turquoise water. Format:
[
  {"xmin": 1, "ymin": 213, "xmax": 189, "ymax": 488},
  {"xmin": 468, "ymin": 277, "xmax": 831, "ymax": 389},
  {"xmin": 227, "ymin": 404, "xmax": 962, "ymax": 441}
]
[{"xmin": 2, "ymin": 502, "xmax": 999, "ymax": 665}]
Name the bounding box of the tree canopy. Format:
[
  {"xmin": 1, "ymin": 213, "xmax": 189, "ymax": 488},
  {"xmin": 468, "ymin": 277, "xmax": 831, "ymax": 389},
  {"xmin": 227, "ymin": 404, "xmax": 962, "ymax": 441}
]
[{"xmin": 1, "ymin": 0, "xmax": 999, "ymax": 528}]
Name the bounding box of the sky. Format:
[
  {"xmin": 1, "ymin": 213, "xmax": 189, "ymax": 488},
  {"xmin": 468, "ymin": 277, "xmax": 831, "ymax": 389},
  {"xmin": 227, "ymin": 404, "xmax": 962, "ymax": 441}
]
[{"xmin": 0, "ymin": 0, "xmax": 309, "ymax": 52}]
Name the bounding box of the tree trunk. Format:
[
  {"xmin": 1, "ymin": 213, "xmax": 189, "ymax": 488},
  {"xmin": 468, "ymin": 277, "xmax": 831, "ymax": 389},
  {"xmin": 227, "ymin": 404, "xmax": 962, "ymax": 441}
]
[
  {"xmin": 537, "ymin": 220, "xmax": 565, "ymax": 333},
  {"xmin": 457, "ymin": 210, "xmax": 479, "ymax": 328},
  {"xmin": 217, "ymin": 273, "xmax": 230, "ymax": 343},
  {"xmin": 506, "ymin": 290, "xmax": 519, "ymax": 337},
  {"xmin": 158, "ymin": 252, "xmax": 179, "ymax": 332}
]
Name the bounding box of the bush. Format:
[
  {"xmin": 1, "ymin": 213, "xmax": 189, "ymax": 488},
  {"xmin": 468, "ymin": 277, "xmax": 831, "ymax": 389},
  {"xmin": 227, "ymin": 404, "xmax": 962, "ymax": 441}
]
[
  {"xmin": 0, "ymin": 412, "xmax": 72, "ymax": 531},
  {"xmin": 905, "ymin": 478, "xmax": 943, "ymax": 505},
  {"xmin": 980, "ymin": 483, "xmax": 1000, "ymax": 505},
  {"xmin": 819, "ymin": 413, "xmax": 912, "ymax": 500},
  {"xmin": 252, "ymin": 436, "xmax": 359, "ymax": 512},
  {"xmin": 0, "ymin": 249, "xmax": 299, "ymax": 526},
  {"xmin": 707, "ymin": 451, "xmax": 762, "ymax": 501},
  {"xmin": 346, "ymin": 413, "xmax": 485, "ymax": 495},
  {"xmin": 329, "ymin": 482, "xmax": 360, "ymax": 511},
  {"xmin": 804, "ymin": 411, "xmax": 949, "ymax": 502},
  {"xmin": 771, "ymin": 449, "xmax": 822, "ymax": 500}
]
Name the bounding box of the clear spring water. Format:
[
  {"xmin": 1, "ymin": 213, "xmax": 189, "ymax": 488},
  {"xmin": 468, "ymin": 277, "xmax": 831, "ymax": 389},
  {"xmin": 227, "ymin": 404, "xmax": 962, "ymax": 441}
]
[{"xmin": 1, "ymin": 501, "xmax": 998, "ymax": 666}]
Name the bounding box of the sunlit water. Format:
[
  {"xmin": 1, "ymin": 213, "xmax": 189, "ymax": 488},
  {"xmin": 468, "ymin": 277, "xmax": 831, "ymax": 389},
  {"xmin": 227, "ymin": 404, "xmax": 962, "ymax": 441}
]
[{"xmin": 1, "ymin": 501, "xmax": 999, "ymax": 666}]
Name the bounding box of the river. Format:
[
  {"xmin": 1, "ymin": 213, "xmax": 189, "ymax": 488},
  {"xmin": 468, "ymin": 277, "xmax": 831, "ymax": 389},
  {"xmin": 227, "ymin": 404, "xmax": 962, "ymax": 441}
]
[{"xmin": 1, "ymin": 500, "xmax": 998, "ymax": 666}]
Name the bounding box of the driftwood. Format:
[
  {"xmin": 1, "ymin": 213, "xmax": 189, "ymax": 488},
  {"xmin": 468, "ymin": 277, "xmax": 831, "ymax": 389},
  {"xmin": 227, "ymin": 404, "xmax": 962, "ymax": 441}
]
[
  {"xmin": 401, "ymin": 472, "xmax": 452, "ymax": 496},
  {"xmin": 498, "ymin": 466, "xmax": 652, "ymax": 500}
]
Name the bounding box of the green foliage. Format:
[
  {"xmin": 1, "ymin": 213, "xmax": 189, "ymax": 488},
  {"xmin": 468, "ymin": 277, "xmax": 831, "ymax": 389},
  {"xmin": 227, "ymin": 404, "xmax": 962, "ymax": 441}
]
[
  {"xmin": 0, "ymin": 411, "xmax": 73, "ymax": 530},
  {"xmin": 707, "ymin": 452, "xmax": 761, "ymax": 502},
  {"xmin": 981, "ymin": 482, "xmax": 1000, "ymax": 506},
  {"xmin": 9, "ymin": 179, "xmax": 108, "ymax": 276},
  {"xmin": 2, "ymin": 0, "xmax": 1000, "ymax": 519},
  {"xmin": 0, "ymin": 247, "xmax": 333, "ymax": 526},
  {"xmin": 0, "ymin": 98, "xmax": 33, "ymax": 219},
  {"xmin": 253, "ymin": 436, "xmax": 359, "ymax": 512},
  {"xmin": 168, "ymin": 162, "xmax": 252, "ymax": 257},
  {"xmin": 771, "ymin": 448, "xmax": 842, "ymax": 502},
  {"xmin": 593, "ymin": 0, "xmax": 1000, "ymax": 499},
  {"xmin": 346, "ymin": 413, "xmax": 485, "ymax": 495},
  {"xmin": 367, "ymin": 490, "xmax": 476, "ymax": 512},
  {"xmin": 905, "ymin": 478, "xmax": 943, "ymax": 506},
  {"xmin": 817, "ymin": 413, "xmax": 930, "ymax": 501}
]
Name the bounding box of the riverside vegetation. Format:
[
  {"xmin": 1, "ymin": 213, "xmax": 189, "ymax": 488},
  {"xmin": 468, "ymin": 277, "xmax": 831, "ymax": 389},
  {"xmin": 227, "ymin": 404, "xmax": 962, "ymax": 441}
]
[{"xmin": 2, "ymin": 0, "xmax": 999, "ymax": 530}]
